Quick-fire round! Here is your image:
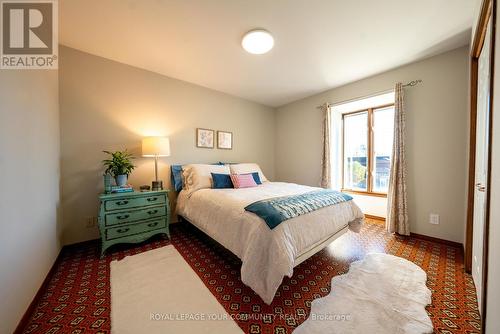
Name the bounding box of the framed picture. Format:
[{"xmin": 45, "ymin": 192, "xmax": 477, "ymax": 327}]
[
  {"xmin": 196, "ymin": 128, "xmax": 214, "ymax": 148},
  {"xmin": 217, "ymin": 131, "xmax": 233, "ymax": 150}
]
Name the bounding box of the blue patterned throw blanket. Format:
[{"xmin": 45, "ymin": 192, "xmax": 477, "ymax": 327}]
[{"xmin": 245, "ymin": 190, "xmax": 353, "ymax": 229}]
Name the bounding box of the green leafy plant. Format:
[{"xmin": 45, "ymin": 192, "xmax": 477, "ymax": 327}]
[
  {"xmin": 102, "ymin": 150, "xmax": 136, "ymax": 177},
  {"xmin": 352, "ymin": 161, "xmax": 367, "ymax": 185}
]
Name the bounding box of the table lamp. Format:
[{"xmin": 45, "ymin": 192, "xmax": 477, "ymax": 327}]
[{"xmin": 142, "ymin": 137, "xmax": 171, "ymax": 191}]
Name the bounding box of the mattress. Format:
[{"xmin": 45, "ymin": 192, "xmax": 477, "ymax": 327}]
[{"xmin": 176, "ymin": 182, "xmax": 364, "ymax": 304}]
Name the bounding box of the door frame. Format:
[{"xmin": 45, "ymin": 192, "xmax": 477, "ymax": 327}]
[{"xmin": 465, "ymin": 0, "xmax": 496, "ymax": 329}]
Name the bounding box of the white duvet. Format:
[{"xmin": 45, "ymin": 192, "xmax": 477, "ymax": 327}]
[{"xmin": 176, "ymin": 182, "xmax": 364, "ymax": 304}]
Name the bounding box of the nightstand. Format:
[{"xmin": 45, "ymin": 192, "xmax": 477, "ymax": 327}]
[{"xmin": 98, "ymin": 190, "xmax": 170, "ymax": 257}]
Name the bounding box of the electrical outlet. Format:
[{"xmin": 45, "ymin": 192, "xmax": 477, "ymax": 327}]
[
  {"xmin": 85, "ymin": 216, "xmax": 98, "ymax": 228},
  {"xmin": 429, "ymin": 214, "xmax": 440, "ymax": 225}
]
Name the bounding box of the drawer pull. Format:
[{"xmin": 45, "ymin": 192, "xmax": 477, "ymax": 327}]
[
  {"xmin": 117, "ymin": 214, "xmax": 130, "ymax": 220},
  {"xmin": 147, "ymin": 210, "xmax": 159, "ymax": 215},
  {"xmin": 147, "ymin": 222, "xmax": 159, "ymax": 228},
  {"xmin": 116, "ymin": 228, "xmax": 130, "ymax": 233},
  {"xmin": 147, "ymin": 197, "xmax": 158, "ymax": 202},
  {"xmin": 116, "ymin": 200, "xmax": 129, "ymax": 206}
]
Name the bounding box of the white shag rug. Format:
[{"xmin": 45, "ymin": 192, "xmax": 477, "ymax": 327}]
[
  {"xmin": 294, "ymin": 253, "xmax": 433, "ymax": 334},
  {"xmin": 110, "ymin": 245, "xmax": 243, "ymax": 334}
]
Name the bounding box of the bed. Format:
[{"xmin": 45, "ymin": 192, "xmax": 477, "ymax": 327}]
[{"xmin": 175, "ymin": 163, "xmax": 364, "ymax": 304}]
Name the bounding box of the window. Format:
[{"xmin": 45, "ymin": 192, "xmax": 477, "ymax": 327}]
[
  {"xmin": 343, "ymin": 111, "xmax": 368, "ymax": 191},
  {"xmin": 342, "ymin": 104, "xmax": 394, "ymax": 195}
]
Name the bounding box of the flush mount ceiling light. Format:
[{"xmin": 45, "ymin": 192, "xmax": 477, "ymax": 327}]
[{"xmin": 242, "ymin": 29, "xmax": 274, "ymax": 54}]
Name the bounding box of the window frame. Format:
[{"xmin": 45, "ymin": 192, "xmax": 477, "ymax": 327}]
[{"xmin": 341, "ymin": 102, "xmax": 394, "ymax": 197}]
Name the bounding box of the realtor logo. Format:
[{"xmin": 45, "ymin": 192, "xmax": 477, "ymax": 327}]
[{"xmin": 1, "ymin": 0, "xmax": 58, "ymax": 69}]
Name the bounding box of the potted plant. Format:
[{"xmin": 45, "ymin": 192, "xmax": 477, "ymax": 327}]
[{"xmin": 102, "ymin": 150, "xmax": 136, "ymax": 187}]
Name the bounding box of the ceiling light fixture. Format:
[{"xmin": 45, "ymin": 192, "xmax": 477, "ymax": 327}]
[{"xmin": 242, "ymin": 29, "xmax": 274, "ymax": 55}]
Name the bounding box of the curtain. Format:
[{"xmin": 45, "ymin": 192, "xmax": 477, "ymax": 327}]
[
  {"xmin": 387, "ymin": 83, "xmax": 410, "ymax": 235},
  {"xmin": 320, "ymin": 103, "xmax": 331, "ymax": 188}
]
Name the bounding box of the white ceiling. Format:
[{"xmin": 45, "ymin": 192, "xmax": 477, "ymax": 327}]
[{"xmin": 60, "ymin": 0, "xmax": 474, "ymax": 107}]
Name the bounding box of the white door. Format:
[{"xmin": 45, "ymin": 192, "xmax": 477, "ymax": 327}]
[{"xmin": 472, "ymin": 18, "xmax": 492, "ymax": 312}]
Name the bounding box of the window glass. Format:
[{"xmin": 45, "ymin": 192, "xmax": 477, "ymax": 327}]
[
  {"xmin": 343, "ymin": 112, "xmax": 368, "ymax": 191},
  {"xmin": 372, "ymin": 107, "xmax": 395, "ymax": 193}
]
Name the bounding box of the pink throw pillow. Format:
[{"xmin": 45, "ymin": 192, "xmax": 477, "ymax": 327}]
[{"xmin": 230, "ymin": 173, "xmax": 258, "ymax": 188}]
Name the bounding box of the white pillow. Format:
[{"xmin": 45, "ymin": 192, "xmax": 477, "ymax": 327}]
[
  {"xmin": 182, "ymin": 164, "xmax": 230, "ymax": 195},
  {"xmin": 229, "ymin": 163, "xmax": 268, "ymax": 182}
]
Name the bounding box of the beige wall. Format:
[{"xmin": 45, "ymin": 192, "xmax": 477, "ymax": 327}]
[
  {"xmin": 275, "ymin": 46, "xmax": 470, "ymax": 243},
  {"xmin": 59, "ymin": 46, "xmax": 276, "ymax": 245},
  {"xmin": 350, "ymin": 194, "xmax": 387, "ymax": 218},
  {"xmin": 0, "ymin": 71, "xmax": 60, "ymax": 333}
]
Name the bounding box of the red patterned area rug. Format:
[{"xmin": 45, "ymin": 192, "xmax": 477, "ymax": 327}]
[{"xmin": 19, "ymin": 219, "xmax": 481, "ymax": 334}]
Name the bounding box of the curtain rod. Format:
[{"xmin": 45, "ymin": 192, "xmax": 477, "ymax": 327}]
[
  {"xmin": 316, "ymin": 79, "xmax": 423, "ymax": 109},
  {"xmin": 403, "ymin": 79, "xmax": 423, "ymax": 87}
]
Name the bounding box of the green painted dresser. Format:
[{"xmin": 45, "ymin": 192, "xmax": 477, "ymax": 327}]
[{"xmin": 98, "ymin": 190, "xmax": 170, "ymax": 257}]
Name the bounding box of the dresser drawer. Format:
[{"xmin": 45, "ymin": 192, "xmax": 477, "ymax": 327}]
[
  {"xmin": 105, "ymin": 205, "xmax": 167, "ymax": 226},
  {"xmin": 106, "ymin": 218, "xmax": 166, "ymax": 240},
  {"xmin": 104, "ymin": 194, "xmax": 166, "ymax": 211}
]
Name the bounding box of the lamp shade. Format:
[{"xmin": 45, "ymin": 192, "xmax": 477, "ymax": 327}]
[{"xmin": 142, "ymin": 137, "xmax": 171, "ymax": 157}]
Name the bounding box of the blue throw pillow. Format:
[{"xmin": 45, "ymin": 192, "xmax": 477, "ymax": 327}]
[
  {"xmin": 170, "ymin": 165, "xmax": 184, "ymax": 191},
  {"xmin": 250, "ymin": 172, "xmax": 262, "ymax": 185},
  {"xmin": 211, "ymin": 173, "xmax": 234, "ymax": 189}
]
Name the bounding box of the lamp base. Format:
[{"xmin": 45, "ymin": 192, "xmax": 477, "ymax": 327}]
[{"xmin": 152, "ymin": 180, "xmax": 163, "ymax": 191}]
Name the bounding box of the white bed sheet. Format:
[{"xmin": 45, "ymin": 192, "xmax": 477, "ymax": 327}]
[{"xmin": 176, "ymin": 182, "xmax": 364, "ymax": 304}]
